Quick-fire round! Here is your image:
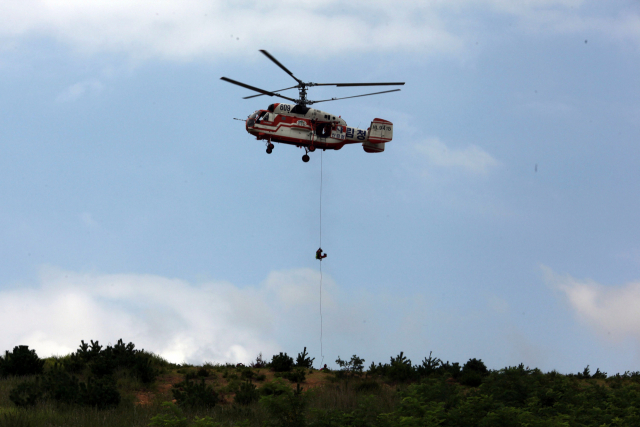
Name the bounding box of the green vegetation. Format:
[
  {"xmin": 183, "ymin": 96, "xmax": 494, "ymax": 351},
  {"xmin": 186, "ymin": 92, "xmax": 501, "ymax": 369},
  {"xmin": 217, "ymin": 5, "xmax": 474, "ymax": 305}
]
[
  {"xmin": 172, "ymin": 379, "xmax": 219, "ymax": 409},
  {"xmin": 0, "ymin": 346, "xmax": 45, "ymax": 378},
  {"xmin": 296, "ymin": 348, "xmax": 315, "ymax": 369},
  {"xmin": 270, "ymin": 353, "xmax": 294, "ymax": 373},
  {"xmin": 2, "ymin": 341, "xmax": 640, "ymax": 426}
]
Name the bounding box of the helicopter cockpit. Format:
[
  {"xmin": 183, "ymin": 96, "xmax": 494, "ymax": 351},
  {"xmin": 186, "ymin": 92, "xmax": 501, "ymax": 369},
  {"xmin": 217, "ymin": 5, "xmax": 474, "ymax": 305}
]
[
  {"xmin": 255, "ymin": 110, "xmax": 269, "ymax": 123},
  {"xmin": 247, "ymin": 111, "xmax": 258, "ymax": 128}
]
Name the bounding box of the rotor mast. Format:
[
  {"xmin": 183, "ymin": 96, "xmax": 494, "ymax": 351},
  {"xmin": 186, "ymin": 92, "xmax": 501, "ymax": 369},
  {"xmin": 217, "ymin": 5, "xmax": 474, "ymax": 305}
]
[{"xmin": 298, "ymin": 83, "xmax": 309, "ymax": 106}]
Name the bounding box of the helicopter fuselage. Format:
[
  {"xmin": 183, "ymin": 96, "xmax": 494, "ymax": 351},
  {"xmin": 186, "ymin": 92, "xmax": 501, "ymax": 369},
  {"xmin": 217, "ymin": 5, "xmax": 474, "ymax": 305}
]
[{"xmin": 246, "ymin": 103, "xmax": 391, "ymax": 153}]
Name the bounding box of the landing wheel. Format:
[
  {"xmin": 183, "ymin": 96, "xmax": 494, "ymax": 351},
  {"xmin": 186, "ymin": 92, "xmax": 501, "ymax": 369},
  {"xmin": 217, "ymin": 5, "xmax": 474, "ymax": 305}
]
[
  {"xmin": 266, "ymin": 147, "xmax": 272, "ymax": 154},
  {"xmin": 309, "ymin": 145, "xmax": 316, "ymax": 152},
  {"xmin": 302, "ymin": 154, "xmax": 310, "ymax": 163}
]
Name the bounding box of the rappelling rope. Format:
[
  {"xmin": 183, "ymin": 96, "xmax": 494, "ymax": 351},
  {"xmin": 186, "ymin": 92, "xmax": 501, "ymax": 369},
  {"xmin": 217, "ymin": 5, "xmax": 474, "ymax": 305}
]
[{"xmin": 319, "ymin": 150, "xmax": 324, "ymax": 366}]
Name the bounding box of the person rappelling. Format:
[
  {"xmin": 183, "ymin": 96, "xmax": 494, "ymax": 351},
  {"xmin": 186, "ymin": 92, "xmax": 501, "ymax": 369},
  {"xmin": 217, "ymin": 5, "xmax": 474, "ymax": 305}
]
[{"xmin": 316, "ymin": 248, "xmax": 327, "ymax": 260}]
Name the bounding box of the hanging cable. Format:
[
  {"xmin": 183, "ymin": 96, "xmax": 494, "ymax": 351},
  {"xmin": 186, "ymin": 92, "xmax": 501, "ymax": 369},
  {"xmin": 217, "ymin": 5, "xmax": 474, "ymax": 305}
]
[
  {"xmin": 319, "ymin": 150, "xmax": 324, "ymax": 366},
  {"xmin": 320, "ymin": 150, "xmax": 323, "ymax": 248}
]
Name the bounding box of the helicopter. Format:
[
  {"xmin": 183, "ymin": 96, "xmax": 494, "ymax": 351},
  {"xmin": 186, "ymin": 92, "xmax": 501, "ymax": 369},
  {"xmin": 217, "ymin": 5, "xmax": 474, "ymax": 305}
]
[{"xmin": 221, "ymin": 50, "xmax": 404, "ymax": 162}]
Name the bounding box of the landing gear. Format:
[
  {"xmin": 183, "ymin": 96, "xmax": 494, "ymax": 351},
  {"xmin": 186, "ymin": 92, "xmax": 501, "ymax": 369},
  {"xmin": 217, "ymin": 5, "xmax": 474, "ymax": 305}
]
[
  {"xmin": 302, "ymin": 145, "xmax": 312, "ymax": 163},
  {"xmin": 265, "ymin": 142, "xmax": 274, "ymax": 154}
]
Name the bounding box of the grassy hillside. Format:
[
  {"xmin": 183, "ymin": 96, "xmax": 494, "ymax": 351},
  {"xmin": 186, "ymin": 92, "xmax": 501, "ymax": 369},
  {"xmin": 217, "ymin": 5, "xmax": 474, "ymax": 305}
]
[{"xmin": 1, "ymin": 342, "xmax": 640, "ymax": 426}]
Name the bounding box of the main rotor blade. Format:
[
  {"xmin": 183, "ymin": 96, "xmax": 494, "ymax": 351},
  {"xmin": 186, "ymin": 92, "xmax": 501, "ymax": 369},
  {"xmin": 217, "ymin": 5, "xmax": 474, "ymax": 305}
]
[
  {"xmin": 259, "ymin": 50, "xmax": 303, "ymax": 84},
  {"xmin": 220, "ymin": 77, "xmax": 298, "ymax": 103},
  {"xmin": 243, "ymin": 84, "xmax": 299, "ymax": 99},
  {"xmin": 315, "ymin": 82, "xmax": 405, "ymax": 87},
  {"xmin": 308, "ymin": 89, "xmax": 401, "ymax": 105}
]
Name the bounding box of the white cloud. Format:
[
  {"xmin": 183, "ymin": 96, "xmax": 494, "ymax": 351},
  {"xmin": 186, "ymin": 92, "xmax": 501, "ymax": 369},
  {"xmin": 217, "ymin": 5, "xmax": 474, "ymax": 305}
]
[
  {"xmin": 0, "ymin": 266, "xmax": 381, "ymax": 365},
  {"xmin": 0, "ymin": 1, "xmax": 462, "ymax": 60},
  {"xmin": 545, "ymin": 266, "xmax": 640, "ymax": 341},
  {"xmin": 0, "ymin": 266, "xmax": 450, "ymax": 367},
  {"xmin": 56, "ymin": 78, "xmax": 103, "ymax": 102},
  {"xmin": 415, "ymin": 137, "xmax": 499, "ymax": 174},
  {"xmin": 0, "ymin": 1, "xmax": 636, "ymax": 61},
  {"xmin": 0, "ymin": 267, "xmax": 283, "ymax": 363}
]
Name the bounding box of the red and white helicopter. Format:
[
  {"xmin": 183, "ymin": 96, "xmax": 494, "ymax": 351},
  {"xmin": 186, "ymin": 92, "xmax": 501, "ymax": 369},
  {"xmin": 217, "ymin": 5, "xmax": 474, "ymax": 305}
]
[{"xmin": 221, "ymin": 50, "xmax": 404, "ymax": 162}]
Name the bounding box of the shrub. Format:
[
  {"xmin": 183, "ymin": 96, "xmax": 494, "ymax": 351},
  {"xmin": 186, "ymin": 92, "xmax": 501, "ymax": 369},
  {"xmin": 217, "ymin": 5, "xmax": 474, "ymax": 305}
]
[
  {"xmin": 9, "ymin": 379, "xmax": 43, "ymax": 407},
  {"xmin": 251, "ymin": 353, "xmax": 266, "ymax": 369},
  {"xmin": 172, "ymin": 379, "xmax": 219, "ymax": 409},
  {"xmin": 197, "ymin": 367, "xmax": 210, "ymax": 378},
  {"xmin": 63, "ymin": 353, "xmax": 85, "ymax": 374},
  {"xmin": 111, "ymin": 339, "xmax": 139, "ymax": 367},
  {"xmin": 480, "ymin": 364, "xmax": 544, "ymax": 407},
  {"xmin": 387, "ymin": 352, "xmax": 415, "ymax": 382},
  {"xmin": 459, "ymin": 358, "xmax": 488, "ymax": 387},
  {"xmin": 0, "ymin": 346, "xmax": 45, "ymax": 378},
  {"xmin": 271, "ymin": 353, "xmax": 294, "ymax": 373},
  {"xmin": 261, "ymin": 383, "xmax": 307, "ymax": 427},
  {"xmin": 149, "ymin": 402, "xmax": 222, "ymax": 427},
  {"xmin": 81, "ymin": 376, "xmax": 120, "ymax": 409},
  {"xmin": 459, "ymin": 371, "xmax": 483, "ymax": 387},
  {"xmin": 0, "ymin": 411, "xmax": 33, "ymax": 427},
  {"xmin": 134, "ymin": 354, "xmax": 159, "ymax": 384},
  {"xmin": 239, "ymin": 367, "xmax": 255, "ymax": 380},
  {"xmin": 75, "ymin": 340, "xmax": 102, "ymax": 364},
  {"xmin": 592, "ymin": 368, "xmax": 607, "ymax": 379},
  {"xmin": 462, "ymin": 358, "xmax": 488, "ymax": 375},
  {"xmin": 440, "ymin": 361, "xmax": 462, "ymax": 379},
  {"xmin": 369, "ymin": 353, "xmax": 463, "ymax": 383},
  {"xmin": 63, "ymin": 339, "xmax": 158, "ymax": 383},
  {"xmin": 223, "ymin": 369, "xmax": 239, "ymax": 380},
  {"xmin": 260, "ymin": 379, "xmax": 290, "ymax": 396},
  {"xmin": 354, "ymin": 379, "xmax": 381, "ymax": 393},
  {"xmin": 335, "ymin": 355, "xmax": 365, "ymax": 380},
  {"xmin": 223, "ymin": 378, "xmax": 242, "ymax": 395},
  {"xmin": 416, "ymin": 351, "xmax": 443, "ymax": 377},
  {"xmin": 9, "ymin": 363, "xmax": 123, "ymax": 409},
  {"xmin": 296, "ymin": 347, "xmax": 315, "ymax": 369},
  {"xmin": 89, "ymin": 350, "xmax": 117, "ymax": 378},
  {"xmin": 42, "ymin": 366, "xmax": 83, "ymax": 405},
  {"xmin": 235, "ymin": 380, "xmax": 259, "ymax": 405},
  {"xmin": 281, "ymin": 369, "xmax": 306, "ymax": 384}
]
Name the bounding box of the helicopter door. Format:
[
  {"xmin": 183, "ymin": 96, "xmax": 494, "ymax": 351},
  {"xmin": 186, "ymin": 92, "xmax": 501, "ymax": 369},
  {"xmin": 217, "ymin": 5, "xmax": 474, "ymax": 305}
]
[{"xmin": 316, "ymin": 123, "xmax": 331, "ymax": 138}]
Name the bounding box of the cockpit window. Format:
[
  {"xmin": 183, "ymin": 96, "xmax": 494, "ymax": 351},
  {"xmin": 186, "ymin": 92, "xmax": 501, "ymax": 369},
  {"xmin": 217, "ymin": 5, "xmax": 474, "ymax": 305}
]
[{"xmin": 256, "ymin": 111, "xmax": 268, "ymax": 123}]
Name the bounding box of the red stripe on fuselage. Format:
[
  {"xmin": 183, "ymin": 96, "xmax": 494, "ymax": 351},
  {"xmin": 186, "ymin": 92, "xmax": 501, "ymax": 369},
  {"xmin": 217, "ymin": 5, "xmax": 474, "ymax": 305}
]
[{"xmin": 248, "ymin": 119, "xmax": 351, "ymax": 150}]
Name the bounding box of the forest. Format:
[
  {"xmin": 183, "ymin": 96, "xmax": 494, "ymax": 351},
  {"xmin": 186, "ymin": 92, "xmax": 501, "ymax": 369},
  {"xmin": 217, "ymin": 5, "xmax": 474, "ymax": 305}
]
[{"xmin": 1, "ymin": 340, "xmax": 639, "ymax": 426}]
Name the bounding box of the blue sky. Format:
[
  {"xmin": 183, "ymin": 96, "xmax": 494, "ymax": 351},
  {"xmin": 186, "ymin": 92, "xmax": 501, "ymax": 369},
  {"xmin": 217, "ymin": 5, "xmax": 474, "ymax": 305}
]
[{"xmin": 1, "ymin": 0, "xmax": 640, "ymax": 373}]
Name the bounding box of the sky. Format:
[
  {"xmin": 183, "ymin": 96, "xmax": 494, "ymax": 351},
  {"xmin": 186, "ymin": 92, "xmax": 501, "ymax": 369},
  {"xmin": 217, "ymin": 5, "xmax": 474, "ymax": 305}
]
[{"xmin": 1, "ymin": 0, "xmax": 640, "ymax": 374}]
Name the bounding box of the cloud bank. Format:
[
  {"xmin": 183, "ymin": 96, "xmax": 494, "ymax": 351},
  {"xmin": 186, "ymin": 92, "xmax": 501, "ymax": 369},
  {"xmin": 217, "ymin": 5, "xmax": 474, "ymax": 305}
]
[
  {"xmin": 0, "ymin": 267, "xmax": 322, "ymax": 363},
  {"xmin": 546, "ymin": 266, "xmax": 640, "ymax": 342},
  {"xmin": 0, "ymin": 1, "xmax": 636, "ymax": 61},
  {"xmin": 0, "ymin": 266, "xmax": 434, "ymax": 365}
]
